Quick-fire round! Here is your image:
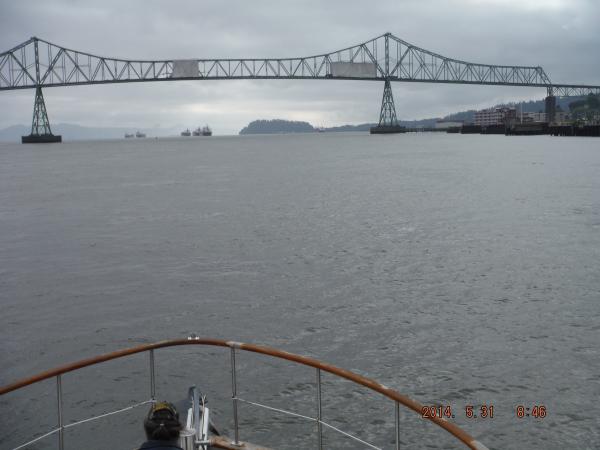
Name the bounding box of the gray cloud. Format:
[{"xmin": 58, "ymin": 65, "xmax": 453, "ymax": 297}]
[{"xmin": 1, "ymin": 0, "xmax": 598, "ymax": 134}]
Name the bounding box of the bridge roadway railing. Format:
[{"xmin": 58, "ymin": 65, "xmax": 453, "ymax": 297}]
[
  {"xmin": 0, "ymin": 337, "xmax": 490, "ymax": 450},
  {"xmin": 1, "ymin": 33, "xmax": 598, "ymax": 96}
]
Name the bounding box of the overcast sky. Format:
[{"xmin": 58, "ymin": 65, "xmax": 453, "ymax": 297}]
[{"xmin": 1, "ymin": 0, "xmax": 598, "ymax": 134}]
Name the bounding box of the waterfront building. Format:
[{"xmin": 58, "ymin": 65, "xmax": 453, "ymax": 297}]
[{"xmin": 474, "ymin": 107, "xmax": 516, "ymax": 126}]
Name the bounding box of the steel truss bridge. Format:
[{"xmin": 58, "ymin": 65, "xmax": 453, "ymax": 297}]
[{"xmin": 1, "ymin": 32, "xmax": 599, "ymax": 140}]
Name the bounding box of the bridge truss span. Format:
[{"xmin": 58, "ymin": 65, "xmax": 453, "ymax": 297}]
[
  {"xmin": 2, "ymin": 33, "xmax": 598, "ymax": 92},
  {"xmin": 385, "ymin": 34, "xmax": 551, "ymax": 87},
  {"xmin": 0, "ymin": 37, "xmax": 174, "ymax": 90},
  {"xmin": 2, "ymin": 33, "xmax": 599, "ymax": 140}
]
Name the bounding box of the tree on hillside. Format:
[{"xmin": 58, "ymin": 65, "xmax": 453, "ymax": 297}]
[
  {"xmin": 587, "ymin": 93, "xmax": 599, "ymax": 109},
  {"xmin": 569, "ymin": 99, "xmax": 586, "ymax": 111}
]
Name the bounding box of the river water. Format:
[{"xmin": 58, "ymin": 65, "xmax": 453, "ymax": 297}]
[{"xmin": 1, "ymin": 132, "xmax": 599, "ymax": 449}]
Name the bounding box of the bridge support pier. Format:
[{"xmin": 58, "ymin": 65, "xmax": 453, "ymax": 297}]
[
  {"xmin": 545, "ymin": 94, "xmax": 556, "ymax": 125},
  {"xmin": 21, "ymin": 86, "xmax": 62, "ymax": 143},
  {"xmin": 370, "ymin": 79, "xmax": 406, "ymax": 134}
]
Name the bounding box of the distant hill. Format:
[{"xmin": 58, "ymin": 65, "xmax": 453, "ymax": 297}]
[
  {"xmin": 323, "ymin": 123, "xmax": 373, "ymax": 132},
  {"xmin": 323, "ymin": 118, "xmax": 438, "ymax": 132},
  {"xmin": 443, "ymin": 110, "xmax": 476, "ymax": 123},
  {"xmin": 0, "ymin": 125, "xmax": 30, "ymax": 142},
  {"xmin": 239, "ymin": 118, "xmax": 439, "ymax": 134},
  {"xmin": 239, "ymin": 119, "xmax": 316, "ymax": 134}
]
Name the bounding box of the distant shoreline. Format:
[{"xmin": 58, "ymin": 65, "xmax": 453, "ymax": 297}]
[{"xmin": 0, "ymin": 95, "xmax": 584, "ymax": 141}]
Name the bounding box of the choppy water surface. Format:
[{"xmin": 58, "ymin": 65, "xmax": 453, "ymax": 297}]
[{"xmin": 1, "ymin": 133, "xmax": 599, "ymax": 449}]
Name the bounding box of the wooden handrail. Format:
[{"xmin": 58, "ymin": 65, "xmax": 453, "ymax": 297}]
[{"xmin": 0, "ymin": 338, "xmax": 488, "ymax": 450}]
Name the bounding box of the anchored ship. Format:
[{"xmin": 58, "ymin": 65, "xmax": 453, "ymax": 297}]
[{"xmin": 192, "ymin": 126, "xmax": 212, "ymax": 136}]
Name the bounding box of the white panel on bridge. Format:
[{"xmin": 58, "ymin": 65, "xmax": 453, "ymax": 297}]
[
  {"xmin": 172, "ymin": 60, "xmax": 199, "ymax": 78},
  {"xmin": 330, "ymin": 62, "xmax": 376, "ymax": 78}
]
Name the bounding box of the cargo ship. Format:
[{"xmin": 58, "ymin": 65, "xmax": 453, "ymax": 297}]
[
  {"xmin": 135, "ymin": 131, "xmax": 146, "ymax": 138},
  {"xmin": 181, "ymin": 129, "xmax": 191, "ymax": 137},
  {"xmin": 193, "ymin": 125, "xmax": 212, "ymax": 136}
]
